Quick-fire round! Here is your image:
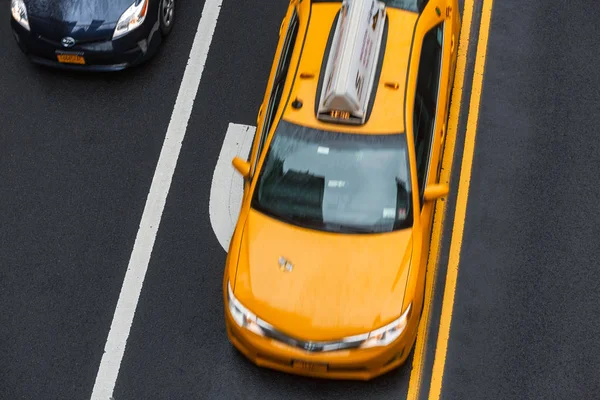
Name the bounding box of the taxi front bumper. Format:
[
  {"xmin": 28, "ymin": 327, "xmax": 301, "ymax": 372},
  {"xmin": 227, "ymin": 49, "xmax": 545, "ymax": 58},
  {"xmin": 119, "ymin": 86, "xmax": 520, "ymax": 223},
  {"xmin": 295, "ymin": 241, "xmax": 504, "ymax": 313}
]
[{"xmin": 224, "ymin": 302, "xmax": 419, "ymax": 380}]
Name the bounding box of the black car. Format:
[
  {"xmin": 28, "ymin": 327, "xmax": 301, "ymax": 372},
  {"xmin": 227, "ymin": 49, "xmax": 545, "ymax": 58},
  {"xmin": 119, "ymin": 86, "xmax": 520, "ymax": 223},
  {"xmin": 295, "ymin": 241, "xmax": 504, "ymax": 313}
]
[{"xmin": 10, "ymin": 0, "xmax": 175, "ymax": 71}]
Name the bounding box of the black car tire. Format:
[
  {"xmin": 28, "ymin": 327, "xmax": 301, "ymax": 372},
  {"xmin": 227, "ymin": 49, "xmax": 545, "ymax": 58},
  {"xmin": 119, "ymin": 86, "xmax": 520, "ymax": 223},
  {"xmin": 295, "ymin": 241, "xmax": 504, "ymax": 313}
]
[{"xmin": 159, "ymin": 0, "xmax": 175, "ymax": 36}]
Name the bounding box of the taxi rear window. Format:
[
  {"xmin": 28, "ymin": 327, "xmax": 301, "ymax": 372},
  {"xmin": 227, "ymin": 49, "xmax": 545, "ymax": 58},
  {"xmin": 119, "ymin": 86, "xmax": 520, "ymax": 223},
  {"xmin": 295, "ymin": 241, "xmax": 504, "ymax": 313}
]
[{"xmin": 311, "ymin": 0, "xmax": 421, "ymax": 13}]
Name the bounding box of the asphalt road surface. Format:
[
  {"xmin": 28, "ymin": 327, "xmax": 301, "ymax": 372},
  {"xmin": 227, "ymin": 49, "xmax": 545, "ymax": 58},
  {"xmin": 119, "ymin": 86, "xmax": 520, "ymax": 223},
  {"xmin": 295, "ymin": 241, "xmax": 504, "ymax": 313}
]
[
  {"xmin": 434, "ymin": 1, "xmax": 600, "ymax": 399},
  {"xmin": 1, "ymin": 1, "xmax": 598, "ymax": 399}
]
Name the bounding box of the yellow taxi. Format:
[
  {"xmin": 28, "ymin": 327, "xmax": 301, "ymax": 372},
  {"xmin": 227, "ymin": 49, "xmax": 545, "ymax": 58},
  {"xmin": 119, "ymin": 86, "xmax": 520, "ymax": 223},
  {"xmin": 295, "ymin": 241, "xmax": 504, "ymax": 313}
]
[{"xmin": 223, "ymin": 0, "xmax": 460, "ymax": 380}]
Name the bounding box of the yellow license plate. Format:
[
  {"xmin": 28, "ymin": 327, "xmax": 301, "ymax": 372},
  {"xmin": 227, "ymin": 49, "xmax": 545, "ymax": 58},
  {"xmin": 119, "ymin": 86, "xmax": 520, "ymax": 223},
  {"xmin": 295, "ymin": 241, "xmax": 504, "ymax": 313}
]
[
  {"xmin": 292, "ymin": 360, "xmax": 328, "ymax": 373},
  {"xmin": 56, "ymin": 54, "xmax": 85, "ymax": 64}
]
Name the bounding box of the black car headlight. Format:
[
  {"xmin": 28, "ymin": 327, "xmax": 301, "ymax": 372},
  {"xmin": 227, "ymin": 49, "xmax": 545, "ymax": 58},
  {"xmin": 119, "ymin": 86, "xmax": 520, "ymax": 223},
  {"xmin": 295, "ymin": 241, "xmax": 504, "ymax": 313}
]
[
  {"xmin": 113, "ymin": 0, "xmax": 149, "ymax": 39},
  {"xmin": 11, "ymin": 0, "xmax": 30, "ymax": 31}
]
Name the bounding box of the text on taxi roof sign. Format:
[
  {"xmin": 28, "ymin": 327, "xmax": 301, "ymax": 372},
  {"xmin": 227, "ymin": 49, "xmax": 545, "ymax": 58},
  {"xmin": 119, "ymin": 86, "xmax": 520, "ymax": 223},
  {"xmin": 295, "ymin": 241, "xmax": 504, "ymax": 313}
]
[{"xmin": 317, "ymin": 0, "xmax": 386, "ymax": 125}]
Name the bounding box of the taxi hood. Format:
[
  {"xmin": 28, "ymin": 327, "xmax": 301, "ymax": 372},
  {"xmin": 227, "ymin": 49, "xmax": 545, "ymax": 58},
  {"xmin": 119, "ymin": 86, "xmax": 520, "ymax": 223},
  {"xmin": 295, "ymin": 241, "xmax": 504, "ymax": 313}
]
[{"xmin": 231, "ymin": 209, "xmax": 414, "ymax": 341}]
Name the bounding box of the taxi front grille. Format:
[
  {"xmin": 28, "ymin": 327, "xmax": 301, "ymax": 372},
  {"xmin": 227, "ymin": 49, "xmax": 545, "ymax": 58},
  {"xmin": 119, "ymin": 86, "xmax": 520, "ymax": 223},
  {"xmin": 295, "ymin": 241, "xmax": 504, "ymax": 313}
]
[{"xmin": 258, "ymin": 323, "xmax": 366, "ymax": 353}]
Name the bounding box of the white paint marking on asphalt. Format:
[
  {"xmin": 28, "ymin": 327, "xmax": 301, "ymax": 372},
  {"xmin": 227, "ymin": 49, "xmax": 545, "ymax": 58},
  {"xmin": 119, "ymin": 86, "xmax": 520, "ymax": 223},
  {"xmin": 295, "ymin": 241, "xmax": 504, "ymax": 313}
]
[
  {"xmin": 89, "ymin": 1, "xmax": 223, "ymax": 399},
  {"xmin": 209, "ymin": 123, "xmax": 255, "ymax": 252}
]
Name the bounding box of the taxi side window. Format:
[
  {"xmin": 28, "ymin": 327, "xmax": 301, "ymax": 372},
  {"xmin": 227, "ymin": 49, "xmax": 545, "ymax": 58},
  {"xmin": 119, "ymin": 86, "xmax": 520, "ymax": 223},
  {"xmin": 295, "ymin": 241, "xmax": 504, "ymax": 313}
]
[
  {"xmin": 255, "ymin": 11, "xmax": 300, "ymax": 165},
  {"xmin": 413, "ymin": 22, "xmax": 443, "ymax": 201}
]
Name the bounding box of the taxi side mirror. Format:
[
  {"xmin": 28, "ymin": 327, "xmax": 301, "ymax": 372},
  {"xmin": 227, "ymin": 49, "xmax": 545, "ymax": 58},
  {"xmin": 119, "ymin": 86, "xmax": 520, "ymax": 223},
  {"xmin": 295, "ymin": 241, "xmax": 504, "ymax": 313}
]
[
  {"xmin": 232, "ymin": 156, "xmax": 251, "ymax": 179},
  {"xmin": 423, "ymin": 183, "xmax": 449, "ymax": 201}
]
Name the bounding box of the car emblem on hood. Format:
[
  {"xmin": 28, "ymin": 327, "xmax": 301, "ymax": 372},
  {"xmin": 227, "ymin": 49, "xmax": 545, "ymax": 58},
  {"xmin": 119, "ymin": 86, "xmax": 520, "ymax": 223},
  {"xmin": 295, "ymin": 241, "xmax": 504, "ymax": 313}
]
[
  {"xmin": 61, "ymin": 37, "xmax": 76, "ymax": 48},
  {"xmin": 303, "ymin": 342, "xmax": 318, "ymax": 351},
  {"xmin": 278, "ymin": 256, "xmax": 293, "ymax": 272}
]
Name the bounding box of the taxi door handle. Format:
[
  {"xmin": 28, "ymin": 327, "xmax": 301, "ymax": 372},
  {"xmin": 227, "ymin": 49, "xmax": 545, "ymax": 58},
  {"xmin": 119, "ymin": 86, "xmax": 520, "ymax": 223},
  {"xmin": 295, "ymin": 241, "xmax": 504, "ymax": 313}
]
[{"xmin": 440, "ymin": 123, "xmax": 446, "ymax": 143}]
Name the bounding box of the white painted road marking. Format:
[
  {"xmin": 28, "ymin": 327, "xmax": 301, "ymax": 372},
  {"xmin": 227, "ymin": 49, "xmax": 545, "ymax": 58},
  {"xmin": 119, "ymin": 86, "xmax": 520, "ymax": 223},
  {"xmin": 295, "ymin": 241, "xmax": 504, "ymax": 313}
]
[
  {"xmin": 209, "ymin": 123, "xmax": 255, "ymax": 252},
  {"xmin": 89, "ymin": 1, "xmax": 224, "ymax": 399}
]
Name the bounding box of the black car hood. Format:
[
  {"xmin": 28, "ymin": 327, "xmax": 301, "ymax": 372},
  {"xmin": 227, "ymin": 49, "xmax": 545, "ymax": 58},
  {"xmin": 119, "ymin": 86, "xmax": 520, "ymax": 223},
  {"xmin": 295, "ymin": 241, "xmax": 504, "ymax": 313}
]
[
  {"xmin": 25, "ymin": 0, "xmax": 137, "ymax": 41},
  {"xmin": 26, "ymin": 0, "xmax": 133, "ymax": 24}
]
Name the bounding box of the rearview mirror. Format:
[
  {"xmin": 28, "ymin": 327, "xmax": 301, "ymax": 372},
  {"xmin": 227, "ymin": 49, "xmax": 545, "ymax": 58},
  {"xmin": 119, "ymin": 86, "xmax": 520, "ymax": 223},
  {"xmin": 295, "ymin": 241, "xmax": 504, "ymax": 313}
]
[
  {"xmin": 423, "ymin": 183, "xmax": 449, "ymax": 201},
  {"xmin": 232, "ymin": 156, "xmax": 251, "ymax": 179}
]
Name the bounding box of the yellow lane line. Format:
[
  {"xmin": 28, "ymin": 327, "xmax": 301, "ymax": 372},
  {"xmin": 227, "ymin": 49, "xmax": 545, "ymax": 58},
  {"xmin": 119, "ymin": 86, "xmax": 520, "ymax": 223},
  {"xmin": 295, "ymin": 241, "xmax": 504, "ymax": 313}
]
[
  {"xmin": 427, "ymin": 0, "xmax": 494, "ymax": 398},
  {"xmin": 405, "ymin": 0, "xmax": 475, "ymax": 398}
]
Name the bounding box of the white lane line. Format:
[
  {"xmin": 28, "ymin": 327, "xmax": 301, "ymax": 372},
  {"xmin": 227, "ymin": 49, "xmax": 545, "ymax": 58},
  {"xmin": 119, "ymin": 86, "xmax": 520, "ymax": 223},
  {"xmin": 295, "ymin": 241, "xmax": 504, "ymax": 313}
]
[
  {"xmin": 89, "ymin": 1, "xmax": 223, "ymax": 399},
  {"xmin": 209, "ymin": 123, "xmax": 255, "ymax": 252}
]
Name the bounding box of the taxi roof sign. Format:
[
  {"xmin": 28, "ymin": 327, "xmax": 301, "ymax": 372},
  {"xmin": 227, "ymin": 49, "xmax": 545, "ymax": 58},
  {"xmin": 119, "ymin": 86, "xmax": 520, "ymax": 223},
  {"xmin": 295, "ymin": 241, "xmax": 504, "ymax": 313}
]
[{"xmin": 317, "ymin": 0, "xmax": 386, "ymax": 125}]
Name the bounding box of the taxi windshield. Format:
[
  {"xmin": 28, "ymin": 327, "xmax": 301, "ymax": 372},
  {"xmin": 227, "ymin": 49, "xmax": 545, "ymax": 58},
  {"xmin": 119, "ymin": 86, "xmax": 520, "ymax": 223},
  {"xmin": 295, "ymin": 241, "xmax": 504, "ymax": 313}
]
[{"xmin": 251, "ymin": 121, "xmax": 413, "ymax": 234}]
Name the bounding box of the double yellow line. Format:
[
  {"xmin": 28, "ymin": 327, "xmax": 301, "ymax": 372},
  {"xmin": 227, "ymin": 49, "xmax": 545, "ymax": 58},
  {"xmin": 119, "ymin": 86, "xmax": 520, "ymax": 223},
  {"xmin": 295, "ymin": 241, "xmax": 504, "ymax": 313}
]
[{"xmin": 406, "ymin": 0, "xmax": 494, "ymax": 398}]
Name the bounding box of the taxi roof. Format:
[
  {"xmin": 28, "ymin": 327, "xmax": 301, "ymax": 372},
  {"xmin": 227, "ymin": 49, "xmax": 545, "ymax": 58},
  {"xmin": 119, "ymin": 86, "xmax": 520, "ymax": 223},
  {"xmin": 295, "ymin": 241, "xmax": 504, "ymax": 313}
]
[{"xmin": 283, "ymin": 2, "xmax": 419, "ymax": 135}]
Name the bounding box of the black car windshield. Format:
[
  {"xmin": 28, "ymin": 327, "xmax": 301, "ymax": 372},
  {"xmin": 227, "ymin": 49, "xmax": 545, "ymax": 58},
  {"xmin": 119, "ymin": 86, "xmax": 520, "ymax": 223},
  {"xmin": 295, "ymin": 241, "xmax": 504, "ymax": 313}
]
[{"xmin": 251, "ymin": 121, "xmax": 413, "ymax": 234}]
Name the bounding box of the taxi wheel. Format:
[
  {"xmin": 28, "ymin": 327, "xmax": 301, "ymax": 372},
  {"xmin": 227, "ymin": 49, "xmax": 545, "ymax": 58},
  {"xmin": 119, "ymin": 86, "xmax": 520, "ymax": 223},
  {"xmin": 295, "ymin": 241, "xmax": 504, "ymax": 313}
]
[{"xmin": 160, "ymin": 0, "xmax": 175, "ymax": 36}]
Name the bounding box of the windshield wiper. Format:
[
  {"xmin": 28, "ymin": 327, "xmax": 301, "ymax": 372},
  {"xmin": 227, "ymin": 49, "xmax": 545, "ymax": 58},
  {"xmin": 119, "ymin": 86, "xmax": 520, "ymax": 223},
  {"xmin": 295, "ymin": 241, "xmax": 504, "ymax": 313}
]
[
  {"xmin": 261, "ymin": 210, "xmax": 326, "ymax": 230},
  {"xmin": 257, "ymin": 208, "xmax": 383, "ymax": 234},
  {"xmin": 324, "ymin": 223, "xmax": 381, "ymax": 234},
  {"xmin": 291, "ymin": 214, "xmax": 326, "ymax": 227}
]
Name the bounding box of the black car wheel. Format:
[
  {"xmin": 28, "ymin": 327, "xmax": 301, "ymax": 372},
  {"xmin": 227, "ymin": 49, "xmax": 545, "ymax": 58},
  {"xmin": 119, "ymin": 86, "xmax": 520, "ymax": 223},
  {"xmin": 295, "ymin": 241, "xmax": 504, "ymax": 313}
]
[{"xmin": 159, "ymin": 0, "xmax": 175, "ymax": 36}]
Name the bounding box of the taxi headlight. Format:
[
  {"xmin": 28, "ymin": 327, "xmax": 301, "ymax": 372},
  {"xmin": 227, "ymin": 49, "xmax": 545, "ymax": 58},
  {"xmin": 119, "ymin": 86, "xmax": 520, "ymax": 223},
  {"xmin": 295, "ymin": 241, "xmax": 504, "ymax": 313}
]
[
  {"xmin": 227, "ymin": 281, "xmax": 264, "ymax": 336},
  {"xmin": 11, "ymin": 0, "xmax": 30, "ymax": 31},
  {"xmin": 359, "ymin": 303, "xmax": 412, "ymax": 349},
  {"xmin": 113, "ymin": 0, "xmax": 149, "ymax": 39}
]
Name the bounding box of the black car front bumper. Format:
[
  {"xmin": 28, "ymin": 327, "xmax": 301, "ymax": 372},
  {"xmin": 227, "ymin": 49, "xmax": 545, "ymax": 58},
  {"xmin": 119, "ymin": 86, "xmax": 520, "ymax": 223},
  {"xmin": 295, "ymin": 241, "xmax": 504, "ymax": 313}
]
[{"xmin": 10, "ymin": 18, "xmax": 162, "ymax": 71}]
